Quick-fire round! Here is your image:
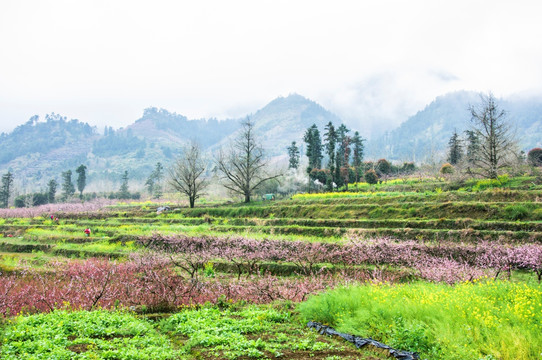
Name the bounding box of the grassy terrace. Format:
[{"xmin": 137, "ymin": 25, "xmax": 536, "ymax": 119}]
[{"xmin": 1, "ymin": 176, "xmax": 542, "ymax": 359}]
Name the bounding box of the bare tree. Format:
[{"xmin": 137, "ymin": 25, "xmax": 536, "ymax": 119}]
[
  {"xmin": 469, "ymin": 93, "xmax": 516, "ymax": 179},
  {"xmin": 169, "ymin": 142, "xmax": 208, "ymax": 208},
  {"xmin": 216, "ymin": 117, "xmax": 281, "ymax": 203}
]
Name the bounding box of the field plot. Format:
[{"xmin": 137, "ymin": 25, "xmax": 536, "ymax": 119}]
[{"xmin": 1, "ymin": 177, "xmax": 542, "ymax": 359}]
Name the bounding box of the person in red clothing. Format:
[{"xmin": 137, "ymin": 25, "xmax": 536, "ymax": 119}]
[{"xmin": 84, "ymin": 228, "xmax": 91, "ymax": 237}]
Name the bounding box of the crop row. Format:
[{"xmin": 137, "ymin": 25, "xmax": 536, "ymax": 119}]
[{"xmin": 140, "ymin": 234, "xmax": 542, "ymax": 283}]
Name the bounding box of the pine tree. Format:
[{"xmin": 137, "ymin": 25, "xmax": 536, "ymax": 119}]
[
  {"xmin": 465, "ymin": 130, "xmax": 480, "ymax": 165},
  {"xmin": 118, "ymin": 171, "xmax": 130, "ymax": 199},
  {"xmin": 47, "ymin": 179, "xmax": 58, "ymax": 204},
  {"xmin": 335, "ymin": 124, "xmax": 350, "ymax": 186},
  {"xmin": 287, "ymin": 141, "xmax": 300, "ymax": 169},
  {"xmin": 447, "ymin": 130, "xmax": 463, "ymax": 165},
  {"xmin": 76, "ymin": 164, "xmax": 87, "ymax": 198},
  {"xmin": 152, "ymin": 162, "xmax": 164, "ymax": 199},
  {"xmin": 323, "ymin": 122, "xmax": 337, "ymax": 181},
  {"xmin": 0, "ymin": 172, "xmax": 14, "ymax": 208},
  {"xmin": 61, "ymin": 170, "xmax": 75, "ymax": 201},
  {"xmin": 303, "ymin": 124, "xmax": 323, "ymax": 175},
  {"xmin": 351, "ymin": 131, "xmax": 364, "ymax": 182}
]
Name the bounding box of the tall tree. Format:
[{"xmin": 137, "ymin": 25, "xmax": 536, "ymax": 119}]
[
  {"xmin": 447, "ymin": 130, "xmax": 463, "ymax": 165},
  {"xmin": 61, "ymin": 170, "xmax": 75, "ymax": 201},
  {"xmin": 323, "ymin": 122, "xmax": 337, "ymax": 180},
  {"xmin": 469, "ymin": 93, "xmax": 516, "ymax": 179},
  {"xmin": 118, "ymin": 171, "xmax": 130, "ymax": 199},
  {"xmin": 287, "ymin": 141, "xmax": 300, "ymax": 169},
  {"xmin": 146, "ymin": 162, "xmax": 164, "ymax": 199},
  {"xmin": 334, "ymin": 124, "xmax": 350, "ymax": 185},
  {"xmin": 351, "ymin": 131, "xmax": 364, "ymax": 182},
  {"xmin": 0, "ymin": 172, "xmax": 14, "ymax": 208},
  {"xmin": 464, "ymin": 130, "xmax": 479, "ymax": 164},
  {"xmin": 216, "ymin": 117, "xmax": 281, "ymax": 203},
  {"xmin": 303, "ymin": 124, "xmax": 323, "ymax": 175},
  {"xmin": 76, "ymin": 164, "xmax": 87, "ymax": 198},
  {"xmin": 47, "ymin": 179, "xmax": 58, "ymax": 204},
  {"xmin": 169, "ymin": 142, "xmax": 208, "ymax": 208}
]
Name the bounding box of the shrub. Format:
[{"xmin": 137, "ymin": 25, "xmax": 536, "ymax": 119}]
[
  {"xmin": 375, "ymin": 159, "xmax": 391, "ymax": 175},
  {"xmin": 440, "ymin": 163, "xmax": 454, "ymax": 175},
  {"xmin": 504, "ymin": 204, "xmax": 529, "ymax": 220},
  {"xmin": 364, "ymin": 169, "xmax": 379, "ymax": 184},
  {"xmin": 527, "ymin": 148, "xmax": 542, "ymax": 166}
]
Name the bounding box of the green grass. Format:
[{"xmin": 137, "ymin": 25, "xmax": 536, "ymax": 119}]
[
  {"xmin": 298, "ymin": 280, "xmax": 542, "ymax": 360},
  {"xmin": 0, "ymin": 309, "xmax": 180, "ymax": 359}
]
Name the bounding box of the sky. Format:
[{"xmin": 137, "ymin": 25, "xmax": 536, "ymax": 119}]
[{"xmin": 1, "ymin": 0, "xmax": 542, "ymax": 138}]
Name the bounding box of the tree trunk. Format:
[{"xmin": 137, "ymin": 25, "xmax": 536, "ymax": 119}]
[
  {"xmin": 244, "ymin": 193, "xmax": 251, "ymax": 203},
  {"xmin": 189, "ymin": 197, "xmax": 195, "ymax": 208}
]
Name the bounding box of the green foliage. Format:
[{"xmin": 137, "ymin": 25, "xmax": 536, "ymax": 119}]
[
  {"xmin": 161, "ymin": 305, "xmax": 336, "ymax": 359},
  {"xmin": 0, "ymin": 113, "xmax": 94, "ymax": 165},
  {"xmin": 47, "ymin": 179, "xmax": 58, "ymax": 203},
  {"xmin": 287, "ymin": 141, "xmax": 300, "ymax": 169},
  {"xmin": 527, "ymin": 147, "xmax": 542, "ymax": 166},
  {"xmin": 0, "ymin": 309, "xmax": 179, "ymax": 359},
  {"xmin": 472, "ymin": 174, "xmax": 509, "ymax": 191},
  {"xmin": 118, "ymin": 171, "xmax": 130, "ymax": 199},
  {"xmin": 304, "ymin": 124, "xmax": 323, "ymax": 173},
  {"xmin": 440, "ymin": 163, "xmax": 454, "ymax": 174},
  {"xmin": 1, "ymin": 171, "xmax": 14, "ymax": 208},
  {"xmin": 504, "ymin": 204, "xmax": 530, "ymax": 221},
  {"xmin": 364, "ymin": 169, "xmax": 379, "ymax": 184},
  {"xmin": 76, "ymin": 164, "xmax": 87, "ymax": 197},
  {"xmin": 298, "ymin": 281, "xmax": 542, "ymax": 360},
  {"xmin": 61, "ymin": 170, "xmax": 75, "ymax": 201}
]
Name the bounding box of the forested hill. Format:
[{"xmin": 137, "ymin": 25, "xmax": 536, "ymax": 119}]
[
  {"xmin": 0, "ymin": 94, "xmax": 341, "ymax": 189},
  {"xmin": 2, "ymin": 91, "xmax": 542, "ymax": 191},
  {"xmin": 365, "ymin": 91, "xmax": 542, "ymax": 162}
]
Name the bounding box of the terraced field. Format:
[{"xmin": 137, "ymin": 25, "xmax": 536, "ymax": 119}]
[{"xmin": 1, "ymin": 177, "xmax": 542, "ymax": 359}]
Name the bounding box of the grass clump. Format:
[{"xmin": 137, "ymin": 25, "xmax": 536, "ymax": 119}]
[
  {"xmin": 0, "ymin": 309, "xmax": 179, "ymax": 359},
  {"xmin": 161, "ymin": 304, "xmax": 342, "ymax": 359},
  {"xmin": 297, "ymin": 280, "xmax": 542, "ymax": 360}
]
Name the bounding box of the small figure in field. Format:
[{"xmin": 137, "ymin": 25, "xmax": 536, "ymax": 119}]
[
  {"xmin": 50, "ymin": 214, "xmax": 54, "ymax": 220},
  {"xmin": 55, "ymin": 217, "xmax": 59, "ymax": 222},
  {"xmin": 84, "ymin": 228, "xmax": 91, "ymax": 237}
]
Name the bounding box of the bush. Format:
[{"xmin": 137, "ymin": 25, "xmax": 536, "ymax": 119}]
[
  {"xmin": 528, "ymin": 148, "xmax": 542, "ymax": 166},
  {"xmin": 504, "ymin": 204, "xmax": 530, "ymax": 220},
  {"xmin": 364, "ymin": 169, "xmax": 379, "ymax": 184},
  {"xmin": 376, "ymin": 159, "xmax": 391, "ymax": 175},
  {"xmin": 440, "ymin": 163, "xmax": 454, "ymax": 174}
]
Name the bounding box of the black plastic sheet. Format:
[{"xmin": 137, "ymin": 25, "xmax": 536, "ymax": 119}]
[{"xmin": 307, "ymin": 321, "xmax": 420, "ymax": 360}]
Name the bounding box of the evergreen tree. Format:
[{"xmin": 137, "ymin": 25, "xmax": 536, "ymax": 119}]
[
  {"xmin": 118, "ymin": 171, "xmax": 130, "ymax": 199},
  {"xmin": 303, "ymin": 124, "xmax": 323, "ymax": 175},
  {"xmin": 146, "ymin": 162, "xmax": 164, "ymax": 199},
  {"xmin": 323, "ymin": 122, "xmax": 337, "ymax": 181},
  {"xmin": 447, "ymin": 130, "xmax": 463, "ymax": 165},
  {"xmin": 76, "ymin": 164, "xmax": 87, "ymax": 198},
  {"xmin": 287, "ymin": 141, "xmax": 300, "ymax": 169},
  {"xmin": 464, "ymin": 130, "xmax": 480, "ymax": 169},
  {"xmin": 151, "ymin": 162, "xmax": 164, "ymax": 199},
  {"xmin": 61, "ymin": 170, "xmax": 75, "ymax": 201},
  {"xmin": 47, "ymin": 179, "xmax": 58, "ymax": 204},
  {"xmin": 335, "ymin": 124, "xmax": 350, "ymax": 186},
  {"xmin": 351, "ymin": 131, "xmax": 364, "ymax": 182},
  {"xmin": 0, "ymin": 172, "xmax": 14, "ymax": 208}
]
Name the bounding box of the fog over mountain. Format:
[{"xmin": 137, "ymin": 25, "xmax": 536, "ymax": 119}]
[{"xmin": 2, "ymin": 91, "xmax": 542, "ymax": 193}]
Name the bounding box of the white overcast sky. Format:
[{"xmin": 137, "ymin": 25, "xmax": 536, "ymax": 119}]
[{"xmin": 1, "ymin": 0, "xmax": 542, "ymax": 137}]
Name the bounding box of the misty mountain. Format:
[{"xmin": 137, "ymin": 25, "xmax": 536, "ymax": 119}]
[
  {"xmin": 366, "ymin": 91, "xmax": 542, "ymax": 162},
  {"xmin": 2, "ymin": 91, "xmax": 542, "ymax": 192},
  {"xmin": 0, "ymin": 94, "xmax": 340, "ymax": 191}
]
